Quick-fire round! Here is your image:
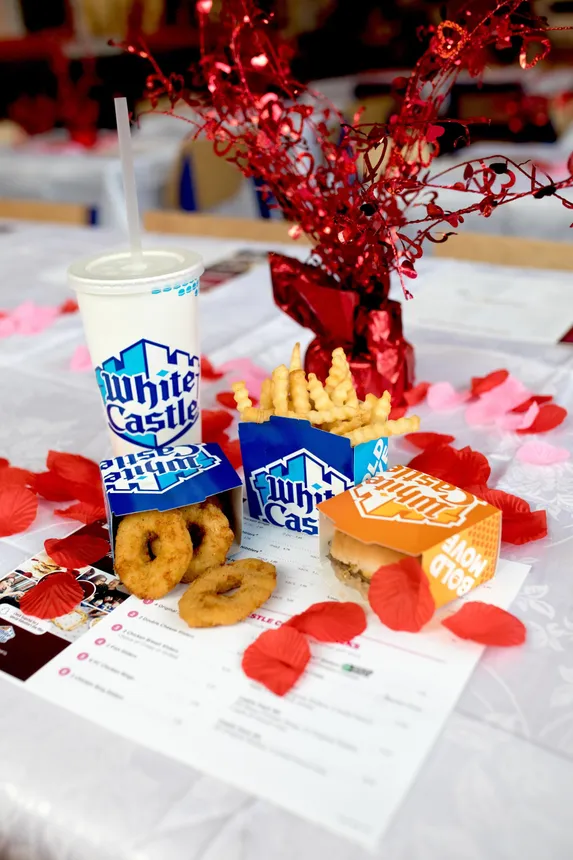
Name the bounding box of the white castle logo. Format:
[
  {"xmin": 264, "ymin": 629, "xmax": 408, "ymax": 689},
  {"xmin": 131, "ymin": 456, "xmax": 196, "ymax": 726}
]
[
  {"xmin": 101, "ymin": 445, "xmax": 220, "ymax": 494},
  {"xmin": 351, "ymin": 465, "xmax": 485, "ymax": 528},
  {"xmin": 250, "ymin": 448, "xmax": 350, "ymax": 535},
  {"xmin": 95, "ymin": 339, "xmax": 199, "ymax": 449}
]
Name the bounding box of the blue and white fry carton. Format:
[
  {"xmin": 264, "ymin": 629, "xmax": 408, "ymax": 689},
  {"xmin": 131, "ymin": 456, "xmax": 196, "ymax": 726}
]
[
  {"xmin": 100, "ymin": 443, "xmax": 243, "ymax": 557},
  {"xmin": 239, "ymin": 416, "xmax": 388, "ymax": 536}
]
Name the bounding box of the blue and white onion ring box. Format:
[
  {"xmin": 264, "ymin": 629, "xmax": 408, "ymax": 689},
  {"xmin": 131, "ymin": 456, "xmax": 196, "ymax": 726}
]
[
  {"xmin": 99, "ymin": 443, "xmax": 243, "ymax": 558},
  {"xmin": 239, "ymin": 415, "xmax": 389, "ymax": 536}
]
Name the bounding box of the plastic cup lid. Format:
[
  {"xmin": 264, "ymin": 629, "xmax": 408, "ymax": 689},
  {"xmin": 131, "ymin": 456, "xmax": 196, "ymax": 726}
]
[{"xmin": 68, "ymin": 247, "xmax": 204, "ymax": 295}]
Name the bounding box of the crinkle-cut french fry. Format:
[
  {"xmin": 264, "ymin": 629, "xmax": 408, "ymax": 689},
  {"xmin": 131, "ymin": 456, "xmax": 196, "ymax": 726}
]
[
  {"xmin": 231, "ymin": 381, "xmax": 252, "ymax": 412},
  {"xmin": 331, "ymin": 376, "xmax": 354, "ymax": 407},
  {"xmin": 308, "ymin": 372, "xmax": 332, "ymax": 411},
  {"xmin": 325, "ymin": 347, "xmax": 349, "ymax": 393},
  {"xmin": 330, "ymin": 414, "xmax": 363, "ymax": 435},
  {"xmin": 241, "ymin": 407, "xmax": 273, "ymax": 423},
  {"xmin": 289, "ymin": 342, "xmax": 302, "ymax": 372},
  {"xmin": 259, "ymin": 378, "xmax": 273, "ymax": 410},
  {"xmin": 308, "ymin": 405, "xmax": 358, "ymax": 424},
  {"xmin": 289, "ymin": 368, "xmax": 311, "ymax": 415},
  {"xmin": 358, "ymin": 393, "xmax": 376, "ymax": 424},
  {"xmin": 346, "ymin": 382, "xmax": 359, "ymax": 409},
  {"xmin": 372, "ymin": 390, "xmax": 392, "ymax": 423},
  {"xmin": 386, "ymin": 415, "xmax": 420, "ymax": 436},
  {"xmin": 332, "ymin": 346, "xmax": 351, "ymax": 374},
  {"xmin": 272, "ymin": 364, "xmax": 289, "ymax": 416},
  {"xmin": 345, "ymin": 422, "xmax": 389, "ymax": 447}
]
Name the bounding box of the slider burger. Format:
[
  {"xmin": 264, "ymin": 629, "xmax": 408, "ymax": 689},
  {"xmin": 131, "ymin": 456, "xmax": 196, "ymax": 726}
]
[{"xmin": 329, "ymin": 530, "xmax": 407, "ymax": 599}]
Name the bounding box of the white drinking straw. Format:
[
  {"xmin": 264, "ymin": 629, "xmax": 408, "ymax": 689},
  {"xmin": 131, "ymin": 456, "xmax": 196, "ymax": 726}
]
[{"xmin": 114, "ymin": 97, "xmax": 143, "ymax": 262}]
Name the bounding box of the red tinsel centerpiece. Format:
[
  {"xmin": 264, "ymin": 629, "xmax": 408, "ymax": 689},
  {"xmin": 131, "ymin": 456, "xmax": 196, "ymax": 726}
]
[{"xmin": 122, "ymin": 0, "xmax": 573, "ymax": 400}]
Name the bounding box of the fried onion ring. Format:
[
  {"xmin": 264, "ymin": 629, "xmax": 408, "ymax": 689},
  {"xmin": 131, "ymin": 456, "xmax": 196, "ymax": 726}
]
[
  {"xmin": 152, "ymin": 501, "xmax": 234, "ymax": 583},
  {"xmin": 115, "ymin": 510, "xmax": 192, "ymax": 600},
  {"xmin": 178, "ymin": 558, "xmax": 277, "ymax": 627}
]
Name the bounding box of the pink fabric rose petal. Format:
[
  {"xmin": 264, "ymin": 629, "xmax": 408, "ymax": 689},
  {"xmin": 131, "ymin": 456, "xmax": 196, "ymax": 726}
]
[
  {"xmin": 483, "ymin": 375, "xmax": 530, "ymax": 410},
  {"xmin": 217, "ymin": 358, "xmax": 268, "ymax": 399},
  {"xmin": 0, "ymin": 316, "xmax": 17, "ymax": 337},
  {"xmin": 497, "ymin": 402, "xmax": 539, "ymax": 431},
  {"xmin": 466, "ymin": 375, "xmax": 531, "ymax": 426},
  {"xmin": 11, "ymin": 302, "xmax": 59, "ymax": 335},
  {"xmin": 516, "ymin": 441, "xmax": 570, "ymax": 465},
  {"xmin": 70, "ymin": 345, "xmax": 92, "ymax": 373},
  {"xmin": 426, "ymin": 382, "xmax": 470, "ymax": 412}
]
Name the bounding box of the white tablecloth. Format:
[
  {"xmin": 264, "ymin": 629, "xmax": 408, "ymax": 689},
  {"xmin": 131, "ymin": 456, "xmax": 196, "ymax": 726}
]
[{"xmin": 0, "ymin": 220, "xmax": 573, "ymax": 860}]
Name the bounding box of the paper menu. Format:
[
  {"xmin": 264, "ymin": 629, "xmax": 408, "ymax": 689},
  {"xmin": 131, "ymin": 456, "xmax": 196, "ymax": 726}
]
[
  {"xmin": 399, "ymin": 258, "xmax": 573, "ymax": 344},
  {"xmin": 20, "ymin": 518, "xmax": 529, "ymax": 850}
]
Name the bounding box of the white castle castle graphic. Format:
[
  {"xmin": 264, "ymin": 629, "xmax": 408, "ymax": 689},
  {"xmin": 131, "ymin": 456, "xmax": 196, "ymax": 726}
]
[
  {"xmin": 100, "ymin": 446, "xmax": 220, "ymax": 494},
  {"xmin": 95, "ymin": 339, "xmax": 199, "ymax": 448},
  {"xmin": 250, "ymin": 448, "xmax": 350, "ymax": 535}
]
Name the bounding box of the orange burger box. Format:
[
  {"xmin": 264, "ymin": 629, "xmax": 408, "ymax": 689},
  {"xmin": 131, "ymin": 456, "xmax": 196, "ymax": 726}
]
[{"xmin": 317, "ymin": 464, "xmax": 502, "ymax": 608}]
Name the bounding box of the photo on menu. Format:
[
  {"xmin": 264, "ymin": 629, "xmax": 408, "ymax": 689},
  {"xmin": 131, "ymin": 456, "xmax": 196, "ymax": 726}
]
[{"xmin": 0, "ymin": 524, "xmax": 130, "ymax": 682}]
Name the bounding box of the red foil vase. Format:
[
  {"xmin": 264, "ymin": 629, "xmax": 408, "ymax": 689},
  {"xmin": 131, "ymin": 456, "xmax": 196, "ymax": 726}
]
[{"xmin": 270, "ymin": 253, "xmax": 414, "ymax": 402}]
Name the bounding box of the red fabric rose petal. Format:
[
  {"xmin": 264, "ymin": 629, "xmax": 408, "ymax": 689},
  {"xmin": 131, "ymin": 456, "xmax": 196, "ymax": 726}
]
[
  {"xmin": 220, "ymin": 437, "xmax": 242, "ymax": 470},
  {"xmin": 404, "ymin": 432, "xmax": 455, "ymax": 450},
  {"xmin": 470, "ymin": 369, "xmax": 509, "ymax": 397},
  {"xmin": 242, "ymin": 626, "xmax": 311, "ymax": 696},
  {"xmin": 442, "ymin": 602, "xmax": 526, "ymax": 646},
  {"xmin": 511, "ymin": 395, "xmax": 552, "ymax": 414},
  {"xmin": 287, "ymin": 601, "xmax": 366, "ymax": 642},
  {"xmin": 467, "ymin": 485, "xmax": 548, "ymax": 545},
  {"xmin": 67, "ymin": 480, "xmax": 105, "ymax": 507},
  {"xmin": 32, "ymin": 471, "xmax": 78, "ymax": 501},
  {"xmin": 501, "ymin": 509, "xmax": 548, "ymax": 545},
  {"xmin": 408, "ymin": 444, "xmax": 490, "ymax": 490},
  {"xmin": 44, "ymin": 534, "xmax": 110, "ymax": 568},
  {"xmin": 0, "ymin": 467, "xmax": 35, "ymax": 488},
  {"xmin": 389, "ymin": 405, "xmax": 407, "ymax": 420},
  {"xmin": 404, "ymin": 382, "xmax": 430, "ymax": 407},
  {"xmin": 201, "ymin": 354, "xmax": 224, "ymax": 380},
  {"xmin": 0, "ymin": 458, "xmax": 9, "ymax": 469},
  {"xmin": 202, "ymin": 409, "xmax": 233, "ymax": 442},
  {"xmin": 368, "ymin": 557, "xmax": 435, "ymax": 632},
  {"xmin": 516, "ymin": 404, "xmax": 567, "ymax": 434},
  {"xmin": 408, "ymin": 444, "xmax": 459, "ymax": 480},
  {"xmin": 20, "ymin": 571, "xmax": 84, "ymax": 620},
  {"xmin": 47, "ymin": 450, "xmax": 101, "ymax": 487},
  {"xmin": 55, "ymin": 501, "xmax": 107, "ymax": 525},
  {"xmin": 0, "ymin": 485, "xmax": 38, "ymax": 537},
  {"xmin": 467, "ymin": 484, "xmax": 528, "ymax": 513},
  {"xmin": 59, "ymin": 298, "xmax": 79, "ymax": 315},
  {"xmin": 216, "ymin": 391, "xmax": 239, "ymax": 410}
]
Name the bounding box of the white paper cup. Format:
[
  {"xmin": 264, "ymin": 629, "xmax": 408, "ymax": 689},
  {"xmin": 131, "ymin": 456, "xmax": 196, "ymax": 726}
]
[{"xmin": 68, "ymin": 247, "xmax": 204, "ymax": 456}]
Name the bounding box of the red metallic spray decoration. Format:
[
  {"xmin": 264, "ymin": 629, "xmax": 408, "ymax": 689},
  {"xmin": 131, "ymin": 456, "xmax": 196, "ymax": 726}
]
[{"xmin": 116, "ymin": 1, "xmax": 573, "ymax": 398}]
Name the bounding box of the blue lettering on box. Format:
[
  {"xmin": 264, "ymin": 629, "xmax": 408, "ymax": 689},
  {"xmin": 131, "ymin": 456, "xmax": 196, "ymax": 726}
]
[
  {"xmin": 250, "ymin": 448, "xmax": 350, "ymax": 536},
  {"xmin": 353, "ymin": 437, "xmax": 389, "ymax": 485},
  {"xmin": 240, "ymin": 416, "xmax": 389, "ymax": 535},
  {"xmin": 95, "ymin": 339, "xmax": 199, "ymax": 449},
  {"xmin": 100, "ymin": 443, "xmax": 241, "ymax": 518},
  {"xmin": 240, "ymin": 417, "xmax": 356, "ymax": 536}
]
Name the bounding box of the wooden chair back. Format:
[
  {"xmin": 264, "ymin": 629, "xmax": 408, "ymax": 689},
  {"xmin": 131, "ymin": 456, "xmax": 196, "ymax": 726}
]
[
  {"xmin": 0, "ymin": 198, "xmax": 88, "ymax": 225},
  {"xmin": 433, "ymin": 232, "xmax": 573, "ymax": 271},
  {"xmin": 164, "ymin": 138, "xmax": 245, "ymax": 212},
  {"xmin": 144, "ymin": 210, "xmax": 311, "ymax": 244}
]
